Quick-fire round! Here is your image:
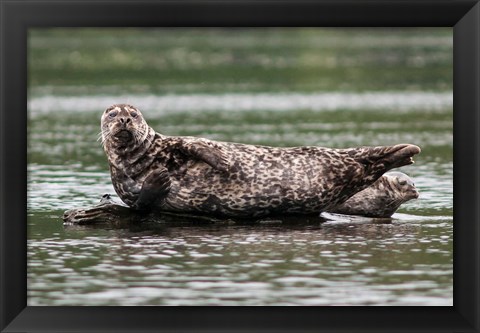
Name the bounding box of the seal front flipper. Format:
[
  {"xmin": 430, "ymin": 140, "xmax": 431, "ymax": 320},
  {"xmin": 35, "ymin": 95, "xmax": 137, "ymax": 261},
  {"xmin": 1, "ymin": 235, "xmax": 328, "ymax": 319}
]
[
  {"xmin": 132, "ymin": 168, "xmax": 172, "ymax": 211},
  {"xmin": 180, "ymin": 138, "xmax": 231, "ymax": 173}
]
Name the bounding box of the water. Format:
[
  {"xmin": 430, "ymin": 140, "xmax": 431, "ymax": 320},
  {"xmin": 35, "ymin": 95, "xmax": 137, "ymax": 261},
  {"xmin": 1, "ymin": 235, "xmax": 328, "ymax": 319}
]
[{"xmin": 27, "ymin": 28, "xmax": 453, "ymax": 306}]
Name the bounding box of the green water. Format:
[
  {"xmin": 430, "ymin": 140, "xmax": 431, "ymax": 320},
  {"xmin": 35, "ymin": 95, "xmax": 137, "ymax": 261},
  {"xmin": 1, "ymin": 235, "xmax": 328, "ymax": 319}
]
[{"xmin": 27, "ymin": 28, "xmax": 452, "ymax": 306}]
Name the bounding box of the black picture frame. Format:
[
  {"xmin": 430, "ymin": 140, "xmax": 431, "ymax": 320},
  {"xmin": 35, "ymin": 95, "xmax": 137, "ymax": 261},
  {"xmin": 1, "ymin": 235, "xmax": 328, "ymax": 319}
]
[{"xmin": 1, "ymin": 0, "xmax": 479, "ymax": 332}]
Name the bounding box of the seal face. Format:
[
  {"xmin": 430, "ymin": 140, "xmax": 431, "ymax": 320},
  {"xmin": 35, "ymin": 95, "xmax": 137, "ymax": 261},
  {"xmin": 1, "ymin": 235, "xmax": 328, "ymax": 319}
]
[
  {"xmin": 101, "ymin": 104, "xmax": 421, "ymax": 218},
  {"xmin": 330, "ymin": 171, "xmax": 419, "ymax": 218}
]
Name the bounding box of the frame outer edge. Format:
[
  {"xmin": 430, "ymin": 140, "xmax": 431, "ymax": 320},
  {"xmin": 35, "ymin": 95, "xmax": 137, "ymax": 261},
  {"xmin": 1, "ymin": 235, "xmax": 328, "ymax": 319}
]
[
  {"xmin": 1, "ymin": 1, "xmax": 28, "ymax": 331},
  {"xmin": 474, "ymin": 3, "xmax": 479, "ymax": 331},
  {"xmin": 0, "ymin": 0, "xmax": 5, "ymax": 328},
  {"xmin": 454, "ymin": 1, "xmax": 480, "ymax": 331},
  {"xmin": 0, "ymin": 0, "xmax": 479, "ymax": 332}
]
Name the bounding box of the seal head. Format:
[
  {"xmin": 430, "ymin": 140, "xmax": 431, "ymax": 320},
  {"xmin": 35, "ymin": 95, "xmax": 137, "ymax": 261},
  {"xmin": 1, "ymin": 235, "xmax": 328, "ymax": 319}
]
[
  {"xmin": 330, "ymin": 171, "xmax": 419, "ymax": 218},
  {"xmin": 101, "ymin": 104, "xmax": 155, "ymax": 155}
]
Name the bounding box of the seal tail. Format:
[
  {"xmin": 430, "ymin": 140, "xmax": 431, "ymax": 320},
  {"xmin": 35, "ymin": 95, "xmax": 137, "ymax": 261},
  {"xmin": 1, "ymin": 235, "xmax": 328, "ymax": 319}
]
[{"xmin": 353, "ymin": 143, "xmax": 421, "ymax": 170}]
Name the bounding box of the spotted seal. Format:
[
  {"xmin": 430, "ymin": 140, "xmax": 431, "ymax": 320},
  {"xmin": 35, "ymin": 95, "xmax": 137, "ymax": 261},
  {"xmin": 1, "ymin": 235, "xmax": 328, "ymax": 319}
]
[
  {"xmin": 100, "ymin": 103, "xmax": 421, "ymax": 218},
  {"xmin": 330, "ymin": 171, "xmax": 419, "ymax": 217}
]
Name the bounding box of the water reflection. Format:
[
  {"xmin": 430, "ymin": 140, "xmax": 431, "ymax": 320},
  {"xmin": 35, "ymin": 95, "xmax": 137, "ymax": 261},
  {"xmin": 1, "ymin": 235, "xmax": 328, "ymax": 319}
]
[{"xmin": 28, "ymin": 214, "xmax": 452, "ymax": 306}]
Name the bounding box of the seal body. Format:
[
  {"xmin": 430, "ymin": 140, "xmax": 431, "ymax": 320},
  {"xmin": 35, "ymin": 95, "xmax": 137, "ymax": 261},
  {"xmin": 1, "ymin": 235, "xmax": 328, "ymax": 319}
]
[
  {"xmin": 101, "ymin": 104, "xmax": 420, "ymax": 218},
  {"xmin": 330, "ymin": 172, "xmax": 419, "ymax": 217}
]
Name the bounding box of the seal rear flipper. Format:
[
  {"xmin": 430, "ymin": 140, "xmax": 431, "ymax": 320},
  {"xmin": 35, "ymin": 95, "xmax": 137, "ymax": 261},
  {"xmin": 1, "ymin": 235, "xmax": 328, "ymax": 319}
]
[
  {"xmin": 378, "ymin": 144, "xmax": 421, "ymax": 170},
  {"xmin": 350, "ymin": 144, "xmax": 421, "ymax": 171},
  {"xmin": 133, "ymin": 168, "xmax": 172, "ymax": 211},
  {"xmin": 181, "ymin": 138, "xmax": 231, "ymax": 173}
]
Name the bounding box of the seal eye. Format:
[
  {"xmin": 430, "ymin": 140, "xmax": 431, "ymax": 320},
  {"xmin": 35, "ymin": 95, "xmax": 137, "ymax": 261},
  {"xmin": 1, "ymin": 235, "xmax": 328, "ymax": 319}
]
[
  {"xmin": 109, "ymin": 111, "xmax": 117, "ymax": 118},
  {"xmin": 131, "ymin": 111, "xmax": 138, "ymax": 118},
  {"xmin": 399, "ymin": 180, "xmax": 407, "ymax": 186}
]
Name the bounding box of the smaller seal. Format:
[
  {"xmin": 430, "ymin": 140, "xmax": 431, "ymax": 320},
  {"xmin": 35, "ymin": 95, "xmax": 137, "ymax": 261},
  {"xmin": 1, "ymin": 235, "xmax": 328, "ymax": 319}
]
[{"xmin": 330, "ymin": 171, "xmax": 419, "ymax": 218}]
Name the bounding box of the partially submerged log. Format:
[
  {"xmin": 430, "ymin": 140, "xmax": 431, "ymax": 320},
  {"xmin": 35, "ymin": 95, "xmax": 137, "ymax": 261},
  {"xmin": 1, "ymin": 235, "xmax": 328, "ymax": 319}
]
[{"xmin": 63, "ymin": 194, "xmax": 329, "ymax": 226}]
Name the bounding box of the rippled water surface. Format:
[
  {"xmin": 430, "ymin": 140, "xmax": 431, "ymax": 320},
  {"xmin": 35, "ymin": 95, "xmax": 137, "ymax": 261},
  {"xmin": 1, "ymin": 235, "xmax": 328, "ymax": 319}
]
[{"xmin": 28, "ymin": 28, "xmax": 453, "ymax": 306}]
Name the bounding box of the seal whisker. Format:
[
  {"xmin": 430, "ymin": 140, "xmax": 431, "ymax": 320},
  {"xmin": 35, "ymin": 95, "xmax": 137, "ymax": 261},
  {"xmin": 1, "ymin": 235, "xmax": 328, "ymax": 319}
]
[
  {"xmin": 140, "ymin": 127, "xmax": 150, "ymax": 145},
  {"xmin": 133, "ymin": 128, "xmax": 145, "ymax": 146},
  {"xmin": 97, "ymin": 130, "xmax": 106, "ymax": 142},
  {"xmin": 135, "ymin": 127, "xmax": 152, "ymax": 146},
  {"xmin": 100, "ymin": 130, "xmax": 113, "ymax": 147}
]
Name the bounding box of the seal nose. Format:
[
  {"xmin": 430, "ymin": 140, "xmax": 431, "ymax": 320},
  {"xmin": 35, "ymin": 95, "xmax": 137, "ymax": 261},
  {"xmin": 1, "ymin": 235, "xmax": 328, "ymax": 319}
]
[
  {"xmin": 411, "ymin": 188, "xmax": 419, "ymax": 199},
  {"xmin": 119, "ymin": 118, "xmax": 131, "ymax": 124}
]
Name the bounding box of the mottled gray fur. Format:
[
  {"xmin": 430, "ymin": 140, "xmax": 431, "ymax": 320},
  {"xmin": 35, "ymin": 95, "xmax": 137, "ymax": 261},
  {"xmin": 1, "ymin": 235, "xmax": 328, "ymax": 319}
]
[{"xmin": 101, "ymin": 104, "xmax": 420, "ymax": 218}]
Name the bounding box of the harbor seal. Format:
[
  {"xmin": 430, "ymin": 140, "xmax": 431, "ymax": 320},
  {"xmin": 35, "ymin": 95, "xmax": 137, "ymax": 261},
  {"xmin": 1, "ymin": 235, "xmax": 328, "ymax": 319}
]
[
  {"xmin": 330, "ymin": 171, "xmax": 419, "ymax": 217},
  {"xmin": 100, "ymin": 103, "xmax": 421, "ymax": 218}
]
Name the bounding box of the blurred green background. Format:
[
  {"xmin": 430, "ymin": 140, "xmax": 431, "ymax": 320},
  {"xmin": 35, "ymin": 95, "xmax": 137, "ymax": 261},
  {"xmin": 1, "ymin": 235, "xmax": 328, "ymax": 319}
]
[{"xmin": 29, "ymin": 28, "xmax": 452, "ymax": 94}]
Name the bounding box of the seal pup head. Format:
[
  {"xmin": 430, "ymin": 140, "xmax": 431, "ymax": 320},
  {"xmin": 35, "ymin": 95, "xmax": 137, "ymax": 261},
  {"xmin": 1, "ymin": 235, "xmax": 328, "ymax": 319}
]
[
  {"xmin": 384, "ymin": 171, "xmax": 419, "ymax": 202},
  {"xmin": 329, "ymin": 171, "xmax": 419, "ymax": 218},
  {"xmin": 100, "ymin": 104, "xmax": 152, "ymax": 153}
]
